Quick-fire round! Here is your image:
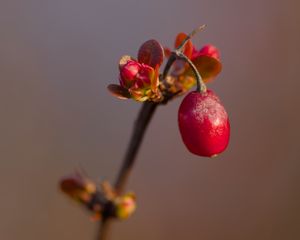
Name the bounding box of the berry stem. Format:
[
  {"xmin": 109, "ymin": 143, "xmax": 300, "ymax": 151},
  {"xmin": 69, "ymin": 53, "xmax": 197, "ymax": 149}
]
[
  {"xmin": 162, "ymin": 25, "xmax": 205, "ymax": 80},
  {"xmin": 176, "ymin": 51, "xmax": 207, "ymax": 93},
  {"xmin": 163, "ymin": 25, "xmax": 207, "ymax": 93}
]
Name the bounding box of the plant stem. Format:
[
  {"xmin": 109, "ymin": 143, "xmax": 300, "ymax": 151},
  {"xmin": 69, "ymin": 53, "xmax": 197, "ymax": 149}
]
[
  {"xmin": 176, "ymin": 24, "xmax": 206, "ymax": 52},
  {"xmin": 97, "ymin": 101, "xmax": 158, "ymax": 240},
  {"xmin": 176, "ymin": 52, "xmax": 206, "ymax": 93},
  {"xmin": 97, "ymin": 217, "xmax": 112, "ymax": 240},
  {"xmin": 97, "ymin": 26, "xmax": 206, "ymax": 239},
  {"xmin": 114, "ymin": 101, "xmax": 158, "ymax": 194},
  {"xmin": 163, "ymin": 25, "xmax": 206, "ymax": 93}
]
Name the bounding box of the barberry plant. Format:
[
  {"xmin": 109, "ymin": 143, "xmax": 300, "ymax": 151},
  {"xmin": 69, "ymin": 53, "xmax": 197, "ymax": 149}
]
[{"xmin": 60, "ymin": 26, "xmax": 230, "ymax": 240}]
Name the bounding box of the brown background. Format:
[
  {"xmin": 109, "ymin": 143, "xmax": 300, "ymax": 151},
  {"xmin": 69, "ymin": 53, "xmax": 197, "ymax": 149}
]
[{"xmin": 1, "ymin": 0, "xmax": 300, "ymax": 239}]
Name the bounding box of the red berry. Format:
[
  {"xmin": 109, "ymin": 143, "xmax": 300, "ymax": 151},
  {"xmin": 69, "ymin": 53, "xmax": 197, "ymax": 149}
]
[{"xmin": 178, "ymin": 90, "xmax": 230, "ymax": 157}]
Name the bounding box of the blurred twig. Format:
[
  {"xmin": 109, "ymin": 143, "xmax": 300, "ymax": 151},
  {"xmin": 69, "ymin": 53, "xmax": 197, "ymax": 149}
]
[{"xmin": 97, "ymin": 26, "xmax": 204, "ymax": 240}]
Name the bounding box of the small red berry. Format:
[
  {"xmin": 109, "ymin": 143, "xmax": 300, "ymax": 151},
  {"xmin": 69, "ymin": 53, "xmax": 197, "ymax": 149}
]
[{"xmin": 178, "ymin": 90, "xmax": 230, "ymax": 157}]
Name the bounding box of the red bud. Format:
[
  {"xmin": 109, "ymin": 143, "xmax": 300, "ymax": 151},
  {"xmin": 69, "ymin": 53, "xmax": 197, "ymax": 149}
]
[
  {"xmin": 196, "ymin": 44, "xmax": 220, "ymax": 60},
  {"xmin": 119, "ymin": 60, "xmax": 141, "ymax": 88}
]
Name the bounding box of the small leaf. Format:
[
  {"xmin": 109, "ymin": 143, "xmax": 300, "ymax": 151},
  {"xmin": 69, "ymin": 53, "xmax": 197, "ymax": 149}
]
[
  {"xmin": 138, "ymin": 40, "xmax": 164, "ymax": 68},
  {"xmin": 185, "ymin": 55, "xmax": 222, "ymax": 83},
  {"xmin": 150, "ymin": 65, "xmax": 160, "ymax": 92},
  {"xmin": 164, "ymin": 47, "xmax": 171, "ymax": 58},
  {"xmin": 107, "ymin": 84, "xmax": 131, "ymax": 99},
  {"xmin": 175, "ymin": 33, "xmax": 193, "ymax": 59},
  {"xmin": 129, "ymin": 89, "xmax": 148, "ymax": 102}
]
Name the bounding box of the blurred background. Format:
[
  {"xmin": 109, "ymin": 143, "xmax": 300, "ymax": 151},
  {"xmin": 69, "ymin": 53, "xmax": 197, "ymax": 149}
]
[{"xmin": 1, "ymin": 0, "xmax": 300, "ymax": 239}]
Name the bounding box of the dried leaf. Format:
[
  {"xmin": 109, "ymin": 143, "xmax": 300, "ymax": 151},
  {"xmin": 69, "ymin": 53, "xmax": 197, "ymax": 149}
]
[
  {"xmin": 107, "ymin": 84, "xmax": 131, "ymax": 99},
  {"xmin": 138, "ymin": 39, "xmax": 164, "ymax": 68}
]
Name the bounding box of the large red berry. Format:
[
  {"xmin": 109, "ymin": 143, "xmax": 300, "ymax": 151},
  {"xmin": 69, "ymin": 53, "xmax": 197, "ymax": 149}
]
[{"xmin": 178, "ymin": 90, "xmax": 230, "ymax": 157}]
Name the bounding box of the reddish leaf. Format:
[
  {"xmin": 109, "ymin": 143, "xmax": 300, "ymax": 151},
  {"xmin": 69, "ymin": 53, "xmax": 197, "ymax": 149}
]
[
  {"xmin": 107, "ymin": 84, "xmax": 131, "ymax": 99},
  {"xmin": 164, "ymin": 47, "xmax": 171, "ymax": 58},
  {"xmin": 185, "ymin": 55, "xmax": 222, "ymax": 83},
  {"xmin": 197, "ymin": 44, "xmax": 220, "ymax": 61},
  {"xmin": 138, "ymin": 39, "xmax": 164, "ymax": 68},
  {"xmin": 174, "ymin": 33, "xmax": 193, "ymax": 59}
]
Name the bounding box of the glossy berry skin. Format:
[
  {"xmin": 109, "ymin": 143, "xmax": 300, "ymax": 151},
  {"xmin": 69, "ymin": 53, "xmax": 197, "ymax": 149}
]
[{"xmin": 178, "ymin": 90, "xmax": 230, "ymax": 157}]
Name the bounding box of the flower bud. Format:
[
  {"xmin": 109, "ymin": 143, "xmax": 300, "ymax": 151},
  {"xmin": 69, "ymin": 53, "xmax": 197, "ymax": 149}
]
[
  {"xmin": 119, "ymin": 59, "xmax": 159, "ymax": 102},
  {"xmin": 60, "ymin": 172, "xmax": 96, "ymax": 204},
  {"xmin": 134, "ymin": 63, "xmax": 153, "ymax": 88},
  {"xmin": 114, "ymin": 193, "xmax": 136, "ymax": 219},
  {"xmin": 119, "ymin": 60, "xmax": 141, "ymax": 88}
]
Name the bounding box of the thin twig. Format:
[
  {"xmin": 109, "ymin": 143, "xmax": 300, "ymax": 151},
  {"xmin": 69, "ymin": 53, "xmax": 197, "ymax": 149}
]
[
  {"xmin": 97, "ymin": 102, "xmax": 158, "ymax": 240},
  {"xmin": 176, "ymin": 24, "xmax": 206, "ymax": 52},
  {"xmin": 97, "ymin": 218, "xmax": 112, "ymax": 240},
  {"xmin": 114, "ymin": 101, "xmax": 158, "ymax": 194},
  {"xmin": 163, "ymin": 25, "xmax": 206, "ymax": 92},
  {"xmin": 97, "ymin": 26, "xmax": 206, "ymax": 240}
]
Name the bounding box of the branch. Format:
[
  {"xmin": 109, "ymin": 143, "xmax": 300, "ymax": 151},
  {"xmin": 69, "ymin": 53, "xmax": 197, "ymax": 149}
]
[
  {"xmin": 114, "ymin": 101, "xmax": 158, "ymax": 194},
  {"xmin": 97, "ymin": 102, "xmax": 158, "ymax": 240},
  {"xmin": 97, "ymin": 26, "xmax": 206, "ymax": 240}
]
